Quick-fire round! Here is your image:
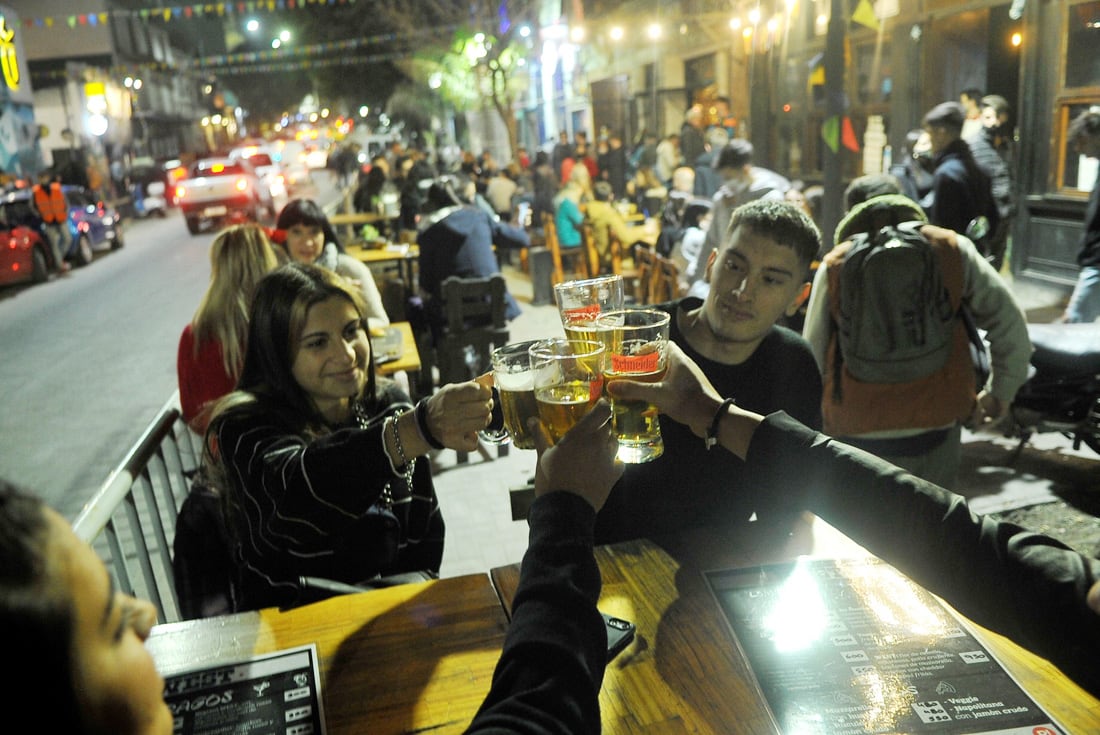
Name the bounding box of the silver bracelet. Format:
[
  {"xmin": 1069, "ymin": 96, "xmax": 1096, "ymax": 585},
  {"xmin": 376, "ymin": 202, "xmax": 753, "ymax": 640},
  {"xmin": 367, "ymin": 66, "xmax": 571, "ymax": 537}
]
[{"xmin": 387, "ymin": 412, "xmax": 417, "ymax": 489}]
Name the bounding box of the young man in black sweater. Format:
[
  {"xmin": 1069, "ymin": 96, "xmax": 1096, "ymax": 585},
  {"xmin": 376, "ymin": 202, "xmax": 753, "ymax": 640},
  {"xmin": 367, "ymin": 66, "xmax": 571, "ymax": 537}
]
[{"xmin": 595, "ymin": 198, "xmax": 822, "ymax": 543}]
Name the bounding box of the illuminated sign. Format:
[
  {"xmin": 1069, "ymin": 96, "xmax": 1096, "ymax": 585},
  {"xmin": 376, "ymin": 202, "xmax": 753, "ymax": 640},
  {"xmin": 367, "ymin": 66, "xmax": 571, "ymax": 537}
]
[{"xmin": 0, "ymin": 15, "xmax": 19, "ymax": 91}]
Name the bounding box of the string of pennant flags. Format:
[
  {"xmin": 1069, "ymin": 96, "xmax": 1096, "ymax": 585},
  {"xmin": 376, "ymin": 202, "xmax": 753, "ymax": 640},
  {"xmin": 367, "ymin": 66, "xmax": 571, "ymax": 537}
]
[
  {"xmin": 17, "ymin": 0, "xmax": 358, "ymax": 30},
  {"xmin": 28, "ymin": 24, "xmax": 458, "ymax": 82},
  {"xmin": 29, "ymin": 52, "xmax": 404, "ymax": 83}
]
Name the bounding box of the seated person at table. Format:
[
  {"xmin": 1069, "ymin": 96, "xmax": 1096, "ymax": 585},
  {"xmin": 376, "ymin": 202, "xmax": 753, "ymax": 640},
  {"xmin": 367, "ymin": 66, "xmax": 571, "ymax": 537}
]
[
  {"xmin": 204, "ymin": 263, "xmax": 493, "ymax": 611},
  {"xmin": 273, "ymin": 198, "xmax": 389, "ymax": 330},
  {"xmin": 607, "ymin": 344, "xmax": 1100, "ymax": 699},
  {"xmin": 553, "ymin": 164, "xmax": 590, "ymax": 252},
  {"xmin": 0, "ymin": 406, "xmax": 619, "ymax": 734},
  {"xmin": 594, "ymin": 199, "xmax": 822, "ymax": 544},
  {"xmin": 177, "ymin": 224, "xmax": 284, "ymax": 434},
  {"xmin": 416, "ymin": 176, "xmax": 529, "ymax": 338},
  {"xmin": 584, "ymin": 182, "xmax": 652, "ymax": 273}
]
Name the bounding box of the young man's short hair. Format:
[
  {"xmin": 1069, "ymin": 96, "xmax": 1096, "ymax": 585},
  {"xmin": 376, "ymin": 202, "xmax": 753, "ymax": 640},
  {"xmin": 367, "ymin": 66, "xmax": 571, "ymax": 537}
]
[
  {"xmin": 716, "ymin": 139, "xmax": 754, "ymax": 170},
  {"xmin": 725, "ymin": 199, "xmax": 821, "ymax": 274}
]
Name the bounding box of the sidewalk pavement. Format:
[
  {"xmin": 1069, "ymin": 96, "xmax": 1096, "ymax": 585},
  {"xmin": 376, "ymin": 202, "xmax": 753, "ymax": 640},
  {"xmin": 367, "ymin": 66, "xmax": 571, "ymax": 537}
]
[{"xmin": 432, "ymin": 262, "xmax": 1077, "ymax": 579}]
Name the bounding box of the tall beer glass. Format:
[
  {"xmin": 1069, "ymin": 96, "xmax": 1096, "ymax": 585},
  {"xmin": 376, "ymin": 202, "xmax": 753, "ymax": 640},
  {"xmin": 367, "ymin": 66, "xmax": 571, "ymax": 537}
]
[
  {"xmin": 595, "ymin": 309, "xmax": 671, "ymax": 463},
  {"xmin": 489, "ymin": 339, "xmax": 541, "ymax": 450},
  {"xmin": 554, "ymin": 275, "xmax": 624, "ymax": 342},
  {"xmin": 529, "ymin": 339, "xmax": 605, "ymax": 444}
]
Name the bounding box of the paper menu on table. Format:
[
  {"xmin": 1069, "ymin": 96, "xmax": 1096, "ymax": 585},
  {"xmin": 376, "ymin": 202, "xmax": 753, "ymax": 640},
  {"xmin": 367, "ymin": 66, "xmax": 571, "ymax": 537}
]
[
  {"xmin": 705, "ymin": 558, "xmax": 1064, "ymax": 735},
  {"xmin": 163, "ymin": 644, "xmax": 326, "ymax": 735}
]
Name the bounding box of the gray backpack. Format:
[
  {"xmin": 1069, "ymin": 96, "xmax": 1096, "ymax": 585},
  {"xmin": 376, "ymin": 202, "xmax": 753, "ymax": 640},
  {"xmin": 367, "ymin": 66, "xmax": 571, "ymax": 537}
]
[{"xmin": 837, "ymin": 221, "xmax": 957, "ymax": 384}]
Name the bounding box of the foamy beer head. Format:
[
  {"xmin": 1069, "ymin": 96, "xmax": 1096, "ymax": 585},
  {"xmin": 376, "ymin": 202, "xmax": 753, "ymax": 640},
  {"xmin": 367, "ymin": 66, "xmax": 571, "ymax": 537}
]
[
  {"xmin": 491, "ymin": 340, "xmax": 541, "ymax": 450},
  {"xmin": 529, "ymin": 338, "xmax": 605, "ymax": 443}
]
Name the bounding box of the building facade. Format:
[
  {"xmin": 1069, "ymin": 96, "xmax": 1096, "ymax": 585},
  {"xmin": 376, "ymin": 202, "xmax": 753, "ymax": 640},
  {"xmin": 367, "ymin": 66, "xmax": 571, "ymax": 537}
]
[
  {"xmin": 14, "ymin": 0, "xmax": 213, "ymax": 192},
  {"xmin": 523, "ymin": 0, "xmax": 1097, "ymax": 301}
]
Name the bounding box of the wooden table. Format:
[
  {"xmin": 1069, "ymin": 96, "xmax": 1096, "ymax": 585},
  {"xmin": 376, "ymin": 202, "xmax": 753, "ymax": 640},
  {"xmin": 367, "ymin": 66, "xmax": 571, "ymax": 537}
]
[
  {"xmin": 492, "ymin": 515, "xmax": 1100, "ymax": 734},
  {"xmin": 330, "ymin": 211, "xmax": 400, "ymax": 242},
  {"xmin": 373, "ymin": 321, "xmax": 421, "ymax": 377},
  {"xmin": 350, "ymin": 242, "xmax": 419, "ymax": 291},
  {"xmin": 147, "ymin": 517, "xmax": 1100, "ymax": 734},
  {"xmin": 147, "ymin": 574, "xmax": 507, "ymax": 735}
]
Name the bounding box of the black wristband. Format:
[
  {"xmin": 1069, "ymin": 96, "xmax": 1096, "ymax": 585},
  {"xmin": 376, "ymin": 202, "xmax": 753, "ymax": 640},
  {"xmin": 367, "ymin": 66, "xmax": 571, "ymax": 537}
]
[
  {"xmin": 415, "ymin": 399, "xmax": 445, "ymax": 450},
  {"xmin": 705, "ymin": 397, "xmax": 737, "ymax": 451}
]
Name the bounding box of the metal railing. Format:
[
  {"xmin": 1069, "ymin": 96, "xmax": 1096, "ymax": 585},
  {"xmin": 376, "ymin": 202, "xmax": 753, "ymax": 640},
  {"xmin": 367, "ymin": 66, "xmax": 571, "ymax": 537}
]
[{"xmin": 73, "ymin": 392, "xmax": 200, "ymax": 623}]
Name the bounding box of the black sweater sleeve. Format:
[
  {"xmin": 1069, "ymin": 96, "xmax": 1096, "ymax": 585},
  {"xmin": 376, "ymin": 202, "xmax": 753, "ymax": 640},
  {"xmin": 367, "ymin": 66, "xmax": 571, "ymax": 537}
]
[
  {"xmin": 465, "ymin": 492, "xmax": 606, "ymax": 734},
  {"xmin": 747, "ymin": 411, "xmax": 1100, "ymax": 697}
]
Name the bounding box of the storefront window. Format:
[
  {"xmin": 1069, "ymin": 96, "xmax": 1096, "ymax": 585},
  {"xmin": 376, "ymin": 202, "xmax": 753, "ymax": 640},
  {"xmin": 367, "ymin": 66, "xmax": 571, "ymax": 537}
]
[
  {"xmin": 1065, "ymin": 1, "xmax": 1100, "ymax": 89},
  {"xmin": 1055, "ymin": 3, "xmax": 1100, "ymax": 195},
  {"xmin": 1060, "ymin": 102, "xmax": 1100, "ymax": 192}
]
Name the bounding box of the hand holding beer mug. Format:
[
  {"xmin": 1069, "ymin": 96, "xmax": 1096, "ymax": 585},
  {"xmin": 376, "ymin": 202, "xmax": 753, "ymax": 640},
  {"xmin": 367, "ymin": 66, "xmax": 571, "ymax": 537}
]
[
  {"xmin": 596, "ymin": 309, "xmax": 671, "ymax": 463},
  {"xmin": 554, "ymin": 275, "xmax": 624, "ymax": 341},
  {"xmin": 530, "ymin": 339, "xmax": 605, "ymax": 444},
  {"xmin": 488, "ymin": 339, "xmax": 541, "ymax": 450}
]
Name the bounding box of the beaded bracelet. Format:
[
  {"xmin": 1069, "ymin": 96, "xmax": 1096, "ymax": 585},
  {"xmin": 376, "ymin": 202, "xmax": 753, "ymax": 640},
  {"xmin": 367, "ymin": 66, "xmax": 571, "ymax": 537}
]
[{"xmin": 415, "ymin": 399, "xmax": 446, "ymax": 450}]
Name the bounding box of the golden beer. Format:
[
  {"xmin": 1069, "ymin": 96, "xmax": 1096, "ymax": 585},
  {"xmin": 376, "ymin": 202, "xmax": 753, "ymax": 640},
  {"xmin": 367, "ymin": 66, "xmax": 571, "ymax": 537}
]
[
  {"xmin": 595, "ymin": 309, "xmax": 672, "ymax": 464},
  {"xmin": 499, "ymin": 386, "xmax": 539, "ymax": 450},
  {"xmin": 564, "ymin": 320, "xmax": 599, "ymax": 344},
  {"xmin": 605, "ymin": 367, "xmax": 667, "ymax": 462},
  {"xmin": 535, "ymin": 381, "xmax": 601, "ymax": 443}
]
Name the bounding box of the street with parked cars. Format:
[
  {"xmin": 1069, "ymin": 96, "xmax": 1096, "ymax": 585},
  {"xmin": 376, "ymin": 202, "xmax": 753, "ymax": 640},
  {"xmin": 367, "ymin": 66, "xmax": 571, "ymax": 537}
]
[
  {"xmin": 0, "ymin": 185, "xmax": 123, "ymax": 285},
  {"xmin": 0, "ymin": 171, "xmax": 329, "ymax": 523}
]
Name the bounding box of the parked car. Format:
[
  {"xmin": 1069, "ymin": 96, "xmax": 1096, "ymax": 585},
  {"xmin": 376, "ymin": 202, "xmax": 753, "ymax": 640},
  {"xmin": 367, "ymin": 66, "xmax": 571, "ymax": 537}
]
[
  {"xmin": 0, "ymin": 197, "xmax": 54, "ymax": 286},
  {"xmin": 0, "ymin": 186, "xmax": 122, "ymax": 269},
  {"xmin": 64, "ymin": 186, "xmax": 124, "ymax": 257},
  {"xmin": 175, "ymin": 157, "xmax": 275, "ymax": 234}
]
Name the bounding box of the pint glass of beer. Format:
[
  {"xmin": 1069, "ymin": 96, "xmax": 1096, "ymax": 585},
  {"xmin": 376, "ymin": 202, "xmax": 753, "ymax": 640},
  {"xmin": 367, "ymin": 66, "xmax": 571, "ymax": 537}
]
[
  {"xmin": 489, "ymin": 339, "xmax": 542, "ymax": 450},
  {"xmin": 595, "ymin": 309, "xmax": 671, "ymax": 463},
  {"xmin": 553, "ymin": 275, "xmax": 624, "ymax": 342},
  {"xmin": 529, "ymin": 339, "xmax": 605, "ymax": 444}
]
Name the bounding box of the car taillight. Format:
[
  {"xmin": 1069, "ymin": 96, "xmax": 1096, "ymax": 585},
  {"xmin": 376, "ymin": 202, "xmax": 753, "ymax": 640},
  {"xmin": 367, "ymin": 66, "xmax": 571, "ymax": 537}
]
[
  {"xmin": 235, "ymin": 178, "xmax": 249, "ymax": 192},
  {"xmin": 176, "ymin": 185, "xmax": 186, "ymax": 200}
]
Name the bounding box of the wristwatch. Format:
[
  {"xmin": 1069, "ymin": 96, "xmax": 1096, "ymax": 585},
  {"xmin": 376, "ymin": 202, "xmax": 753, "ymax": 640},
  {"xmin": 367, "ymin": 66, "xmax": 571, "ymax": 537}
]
[{"xmin": 705, "ymin": 398, "xmax": 737, "ymax": 450}]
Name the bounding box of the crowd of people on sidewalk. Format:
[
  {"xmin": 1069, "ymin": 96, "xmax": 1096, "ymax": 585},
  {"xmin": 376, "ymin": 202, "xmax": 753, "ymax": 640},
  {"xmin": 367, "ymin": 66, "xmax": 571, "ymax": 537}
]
[{"xmin": 4, "ymin": 91, "xmax": 1100, "ymax": 735}]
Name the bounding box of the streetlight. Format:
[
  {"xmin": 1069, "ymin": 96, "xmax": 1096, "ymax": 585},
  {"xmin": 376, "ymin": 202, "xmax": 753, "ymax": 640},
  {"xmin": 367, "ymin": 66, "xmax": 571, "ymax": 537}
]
[{"xmin": 245, "ymin": 18, "xmax": 259, "ymax": 33}]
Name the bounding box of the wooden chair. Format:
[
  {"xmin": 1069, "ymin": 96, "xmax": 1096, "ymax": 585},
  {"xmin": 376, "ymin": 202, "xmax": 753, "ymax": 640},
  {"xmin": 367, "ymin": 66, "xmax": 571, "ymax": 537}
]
[
  {"xmin": 541, "ymin": 212, "xmax": 589, "ymax": 285},
  {"xmin": 581, "ymin": 222, "xmax": 603, "ymax": 277},
  {"xmin": 609, "ymin": 229, "xmax": 640, "ymax": 300},
  {"xmin": 434, "ymin": 274, "xmax": 511, "ymax": 463},
  {"xmin": 651, "ymin": 253, "xmax": 686, "ymax": 304},
  {"xmin": 632, "ymin": 244, "xmax": 658, "ymax": 305}
]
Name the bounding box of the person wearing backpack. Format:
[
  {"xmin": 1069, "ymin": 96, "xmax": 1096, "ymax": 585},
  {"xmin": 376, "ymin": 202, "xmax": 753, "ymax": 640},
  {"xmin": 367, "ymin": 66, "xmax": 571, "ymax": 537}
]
[
  {"xmin": 802, "ymin": 193, "xmax": 1030, "ymax": 490},
  {"xmin": 920, "ymin": 102, "xmax": 1000, "ymax": 248}
]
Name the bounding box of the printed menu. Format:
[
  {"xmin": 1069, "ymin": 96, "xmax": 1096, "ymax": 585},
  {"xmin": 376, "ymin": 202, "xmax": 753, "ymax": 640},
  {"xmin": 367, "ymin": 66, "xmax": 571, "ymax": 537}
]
[
  {"xmin": 706, "ymin": 558, "xmax": 1064, "ymax": 735},
  {"xmin": 163, "ymin": 644, "xmax": 326, "ymax": 735}
]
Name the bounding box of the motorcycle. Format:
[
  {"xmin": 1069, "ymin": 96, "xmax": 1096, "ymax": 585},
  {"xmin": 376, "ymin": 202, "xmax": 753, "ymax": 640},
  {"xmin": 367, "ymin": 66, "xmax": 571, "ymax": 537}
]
[{"xmin": 1004, "ymin": 323, "xmax": 1100, "ymax": 459}]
